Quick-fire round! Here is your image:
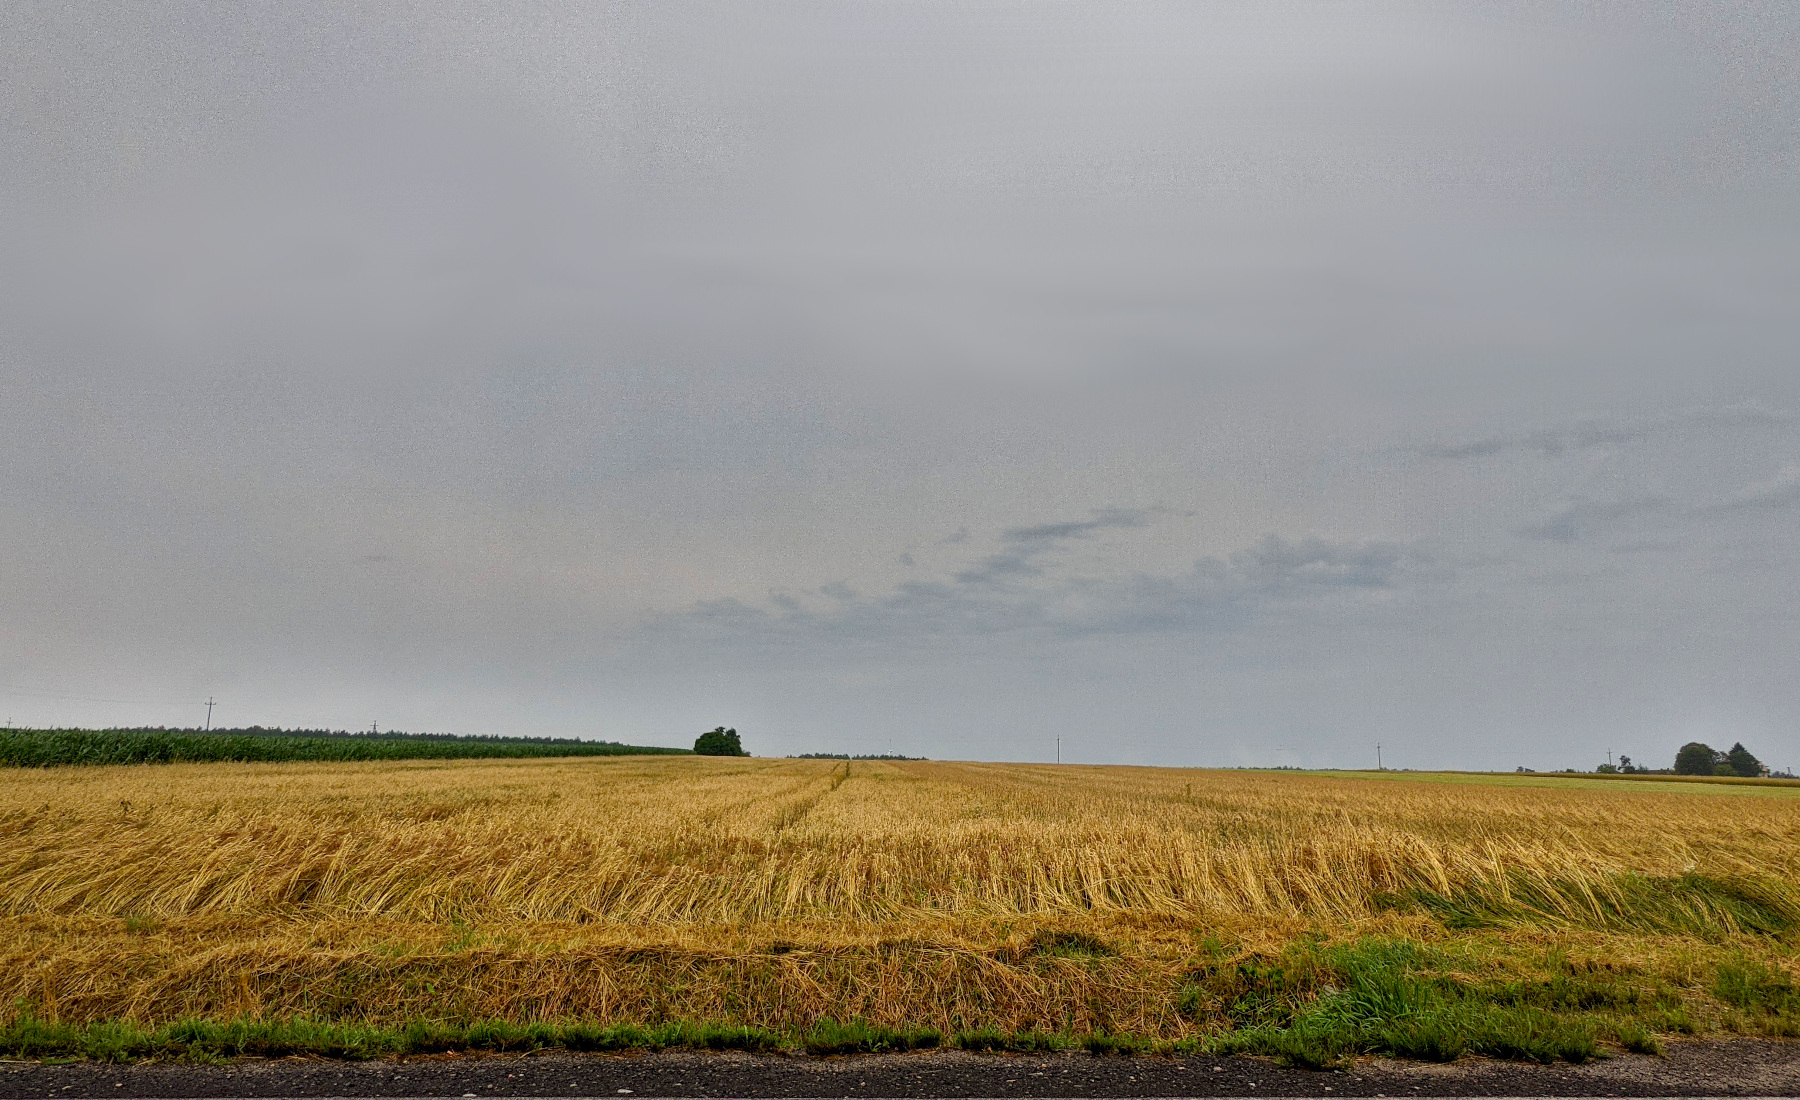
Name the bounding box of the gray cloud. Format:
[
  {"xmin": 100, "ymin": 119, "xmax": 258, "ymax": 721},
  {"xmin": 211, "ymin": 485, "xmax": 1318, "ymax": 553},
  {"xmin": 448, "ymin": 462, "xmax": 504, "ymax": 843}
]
[
  {"xmin": 1514, "ymin": 461, "xmax": 1800, "ymax": 541},
  {"xmin": 1515, "ymin": 496, "xmax": 1674, "ymax": 542},
  {"xmin": 1204, "ymin": 535, "xmax": 1417, "ymax": 594},
  {"xmin": 954, "ymin": 508, "xmax": 1151, "ymax": 585},
  {"xmin": 650, "ymin": 519, "xmax": 1432, "ymax": 650},
  {"xmin": 1423, "ymin": 404, "xmax": 1794, "ymax": 461},
  {"xmin": 1715, "ymin": 463, "xmax": 1800, "ymax": 511},
  {"xmin": 3, "ymin": 2, "xmax": 1800, "ymax": 768}
]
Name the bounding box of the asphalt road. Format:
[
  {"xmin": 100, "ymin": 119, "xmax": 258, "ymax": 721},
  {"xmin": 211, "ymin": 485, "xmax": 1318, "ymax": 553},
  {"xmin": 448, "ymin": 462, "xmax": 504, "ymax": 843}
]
[{"xmin": 4, "ymin": 1042, "xmax": 1799, "ymax": 1099}]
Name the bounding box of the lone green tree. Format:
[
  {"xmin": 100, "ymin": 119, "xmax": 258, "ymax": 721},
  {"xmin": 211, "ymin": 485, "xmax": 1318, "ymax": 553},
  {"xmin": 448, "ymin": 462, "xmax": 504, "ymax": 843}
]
[
  {"xmin": 694, "ymin": 726, "xmax": 747, "ymax": 757},
  {"xmin": 1726, "ymin": 742, "xmax": 1765, "ymax": 778},
  {"xmin": 1673, "ymin": 741, "xmax": 1719, "ymax": 775}
]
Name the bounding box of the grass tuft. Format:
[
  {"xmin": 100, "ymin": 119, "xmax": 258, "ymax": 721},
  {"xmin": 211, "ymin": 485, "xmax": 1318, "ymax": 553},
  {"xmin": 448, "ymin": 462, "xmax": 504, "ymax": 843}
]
[
  {"xmin": 1197, "ymin": 939, "xmax": 1609, "ymax": 1069},
  {"xmin": 951, "ymin": 1028, "xmax": 1069, "ymax": 1052},
  {"xmin": 1714, "ymin": 959, "xmax": 1800, "ymax": 1037},
  {"xmin": 1082, "ymin": 1032, "xmax": 1153, "ymax": 1055},
  {"xmin": 801, "ymin": 1018, "xmax": 940, "ymax": 1055},
  {"xmin": 1612, "ymin": 1022, "xmax": 1661, "ymax": 1055},
  {"xmin": 1030, "ymin": 930, "xmax": 1117, "ymax": 958}
]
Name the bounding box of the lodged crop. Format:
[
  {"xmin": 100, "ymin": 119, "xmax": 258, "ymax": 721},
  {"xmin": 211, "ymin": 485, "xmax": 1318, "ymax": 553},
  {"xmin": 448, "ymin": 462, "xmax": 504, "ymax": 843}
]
[{"xmin": 1, "ymin": 758, "xmax": 1797, "ymax": 1055}]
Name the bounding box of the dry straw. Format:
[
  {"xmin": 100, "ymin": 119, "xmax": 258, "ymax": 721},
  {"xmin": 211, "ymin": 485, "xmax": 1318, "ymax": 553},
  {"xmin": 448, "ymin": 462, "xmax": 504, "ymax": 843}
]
[
  {"xmin": 2, "ymin": 758, "xmax": 1797, "ymax": 1028},
  {"xmin": 3, "ymin": 758, "xmax": 1796, "ymax": 925}
]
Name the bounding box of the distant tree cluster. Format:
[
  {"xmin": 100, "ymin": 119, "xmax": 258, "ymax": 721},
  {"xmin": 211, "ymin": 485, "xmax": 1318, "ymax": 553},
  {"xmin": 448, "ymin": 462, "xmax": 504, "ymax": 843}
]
[
  {"xmin": 95, "ymin": 726, "xmax": 610, "ymax": 745},
  {"xmin": 694, "ymin": 727, "xmax": 749, "ymax": 756},
  {"xmin": 1558, "ymin": 743, "xmax": 1779, "ymax": 778},
  {"xmin": 1674, "ymin": 741, "xmax": 1766, "ymax": 777},
  {"xmin": 792, "ymin": 752, "xmax": 927, "ymax": 760},
  {"xmin": 0, "ymin": 728, "xmax": 688, "ymax": 768}
]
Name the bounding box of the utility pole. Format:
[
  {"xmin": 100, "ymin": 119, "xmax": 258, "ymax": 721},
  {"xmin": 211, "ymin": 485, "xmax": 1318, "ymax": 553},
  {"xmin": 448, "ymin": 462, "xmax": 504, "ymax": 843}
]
[
  {"xmin": 204, "ymin": 697, "xmax": 215, "ymax": 731},
  {"xmin": 372, "ymin": 720, "xmax": 379, "ymax": 736},
  {"xmin": 1056, "ymin": 737, "xmax": 1060, "ymax": 765},
  {"xmin": 1607, "ymin": 748, "xmax": 1613, "ymax": 767},
  {"xmin": 1376, "ymin": 743, "xmax": 1382, "ymax": 771}
]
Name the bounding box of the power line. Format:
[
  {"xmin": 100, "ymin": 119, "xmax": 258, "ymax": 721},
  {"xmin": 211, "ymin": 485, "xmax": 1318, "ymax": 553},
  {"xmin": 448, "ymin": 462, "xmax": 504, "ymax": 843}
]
[{"xmin": 0, "ymin": 684, "xmax": 202, "ymax": 706}]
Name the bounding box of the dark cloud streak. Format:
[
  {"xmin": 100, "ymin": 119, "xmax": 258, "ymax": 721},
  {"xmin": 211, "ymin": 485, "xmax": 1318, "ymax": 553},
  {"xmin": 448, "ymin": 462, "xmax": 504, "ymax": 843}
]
[
  {"xmin": 1422, "ymin": 404, "xmax": 1793, "ymax": 461},
  {"xmin": 954, "ymin": 508, "xmax": 1151, "ymax": 585},
  {"xmin": 654, "ymin": 519, "xmax": 1433, "ymax": 650}
]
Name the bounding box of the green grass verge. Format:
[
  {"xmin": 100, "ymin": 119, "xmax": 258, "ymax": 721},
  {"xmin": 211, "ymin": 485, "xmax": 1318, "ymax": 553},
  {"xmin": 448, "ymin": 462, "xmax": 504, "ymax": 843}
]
[
  {"xmin": 0, "ymin": 729, "xmax": 688, "ymax": 767},
  {"xmin": 0, "ymin": 1017, "xmax": 784, "ymax": 1062},
  {"xmin": 0, "ymin": 1014, "xmax": 1065, "ymax": 1062},
  {"xmin": 4, "ymin": 942, "xmax": 1786, "ymax": 1065},
  {"xmin": 1178, "ymin": 938, "xmax": 1723, "ymax": 1069}
]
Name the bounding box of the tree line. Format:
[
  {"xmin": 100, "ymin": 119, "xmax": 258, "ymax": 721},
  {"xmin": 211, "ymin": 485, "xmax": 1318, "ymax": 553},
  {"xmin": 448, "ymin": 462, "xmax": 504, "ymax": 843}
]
[
  {"xmin": 1587, "ymin": 741, "xmax": 1776, "ymax": 777},
  {"xmin": 1673, "ymin": 740, "xmax": 1768, "ymax": 777},
  {"xmin": 0, "ymin": 728, "xmax": 689, "ymax": 767}
]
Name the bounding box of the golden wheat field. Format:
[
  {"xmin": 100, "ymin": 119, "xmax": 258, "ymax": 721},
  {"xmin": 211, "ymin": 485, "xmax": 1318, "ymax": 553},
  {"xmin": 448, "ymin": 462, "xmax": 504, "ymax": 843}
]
[{"xmin": 3, "ymin": 755, "xmax": 1798, "ymax": 1039}]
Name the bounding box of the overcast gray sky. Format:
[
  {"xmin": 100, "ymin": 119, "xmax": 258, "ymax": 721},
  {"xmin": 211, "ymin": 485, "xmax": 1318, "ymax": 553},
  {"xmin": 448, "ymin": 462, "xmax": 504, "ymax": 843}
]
[{"xmin": 4, "ymin": 1, "xmax": 1799, "ymax": 770}]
